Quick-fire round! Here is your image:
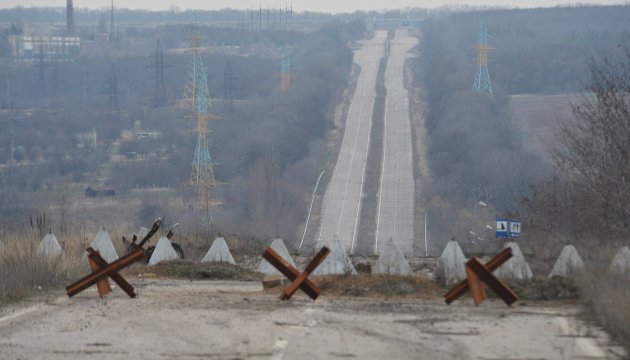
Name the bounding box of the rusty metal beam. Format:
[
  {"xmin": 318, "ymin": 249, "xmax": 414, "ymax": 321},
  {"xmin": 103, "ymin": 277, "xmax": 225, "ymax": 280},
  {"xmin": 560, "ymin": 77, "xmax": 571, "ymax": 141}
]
[
  {"xmin": 281, "ymin": 247, "xmax": 330, "ymax": 300},
  {"xmin": 465, "ymin": 263, "xmax": 486, "ymax": 305},
  {"xmin": 466, "ymin": 257, "xmax": 518, "ymax": 306},
  {"xmin": 88, "ymin": 256, "xmax": 111, "ymax": 297},
  {"xmin": 66, "ymin": 248, "xmax": 144, "ymax": 297},
  {"xmin": 262, "ymin": 247, "xmax": 320, "ymax": 300},
  {"xmin": 444, "ymin": 247, "xmax": 512, "ymax": 304},
  {"xmin": 87, "ymin": 248, "xmax": 137, "ymax": 298}
]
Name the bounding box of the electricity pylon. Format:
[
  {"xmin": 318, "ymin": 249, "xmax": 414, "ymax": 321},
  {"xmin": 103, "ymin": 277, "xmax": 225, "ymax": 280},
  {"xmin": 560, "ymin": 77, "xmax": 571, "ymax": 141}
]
[
  {"xmin": 223, "ymin": 61, "xmax": 237, "ymax": 112},
  {"xmin": 473, "ymin": 20, "xmax": 494, "ymax": 99},
  {"xmin": 182, "ymin": 28, "xmax": 220, "ymax": 229},
  {"xmin": 279, "ymin": 47, "xmax": 292, "ymax": 90},
  {"xmin": 107, "ymin": 64, "xmax": 118, "ymax": 111},
  {"xmin": 154, "ymin": 39, "xmax": 167, "ymax": 106}
]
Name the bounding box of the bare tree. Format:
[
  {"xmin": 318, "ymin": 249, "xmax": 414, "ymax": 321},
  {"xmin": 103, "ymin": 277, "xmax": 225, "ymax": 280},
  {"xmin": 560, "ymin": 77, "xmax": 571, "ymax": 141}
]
[{"xmin": 552, "ymin": 54, "xmax": 630, "ymax": 234}]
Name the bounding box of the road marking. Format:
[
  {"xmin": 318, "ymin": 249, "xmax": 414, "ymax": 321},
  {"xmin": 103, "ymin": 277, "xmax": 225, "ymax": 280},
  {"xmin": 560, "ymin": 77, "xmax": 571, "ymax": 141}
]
[
  {"xmin": 271, "ymin": 338, "xmax": 289, "ymax": 360},
  {"xmin": 374, "ymin": 95, "xmax": 388, "ymax": 253},
  {"xmin": 0, "ymin": 305, "xmax": 41, "ymax": 324},
  {"xmin": 555, "ymin": 316, "xmax": 607, "ymax": 358},
  {"xmin": 351, "ymin": 96, "xmax": 375, "ymax": 253}
]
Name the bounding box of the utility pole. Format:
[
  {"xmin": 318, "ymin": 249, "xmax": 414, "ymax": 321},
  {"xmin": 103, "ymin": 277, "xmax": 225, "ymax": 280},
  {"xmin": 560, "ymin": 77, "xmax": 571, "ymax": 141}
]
[
  {"xmin": 107, "ymin": 64, "xmax": 118, "ymax": 111},
  {"xmin": 182, "ymin": 29, "xmax": 220, "ymax": 230},
  {"xmin": 223, "ymin": 61, "xmax": 236, "ymax": 112},
  {"xmin": 154, "ymin": 39, "xmax": 167, "ymax": 106},
  {"xmin": 259, "ymin": 5, "xmax": 262, "ymax": 33},
  {"xmin": 473, "ymin": 19, "xmax": 494, "ymax": 99},
  {"xmin": 9, "ymin": 115, "xmax": 15, "ymax": 184},
  {"xmin": 110, "ymin": 0, "xmax": 115, "ymax": 42},
  {"xmin": 37, "ymin": 46, "xmax": 46, "ymax": 95}
]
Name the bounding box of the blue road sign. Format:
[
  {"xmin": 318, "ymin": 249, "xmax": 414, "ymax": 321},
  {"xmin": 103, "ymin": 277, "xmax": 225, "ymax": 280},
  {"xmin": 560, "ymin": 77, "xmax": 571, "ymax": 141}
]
[
  {"xmin": 496, "ymin": 218, "xmax": 509, "ymax": 238},
  {"xmin": 509, "ymin": 220, "xmax": 522, "ymax": 238}
]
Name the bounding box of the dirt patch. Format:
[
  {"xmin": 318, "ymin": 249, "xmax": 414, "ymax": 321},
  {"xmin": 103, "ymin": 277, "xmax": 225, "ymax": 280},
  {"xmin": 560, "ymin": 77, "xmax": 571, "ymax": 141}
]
[
  {"xmin": 499, "ymin": 277, "xmax": 580, "ymax": 301},
  {"xmin": 315, "ymin": 274, "xmax": 443, "ymax": 299},
  {"xmin": 139, "ymin": 260, "xmax": 262, "ymax": 281}
]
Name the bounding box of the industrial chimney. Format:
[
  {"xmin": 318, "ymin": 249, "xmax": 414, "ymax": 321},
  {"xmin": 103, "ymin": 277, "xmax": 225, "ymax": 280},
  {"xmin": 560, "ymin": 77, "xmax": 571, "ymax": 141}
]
[{"xmin": 66, "ymin": 0, "xmax": 74, "ymax": 35}]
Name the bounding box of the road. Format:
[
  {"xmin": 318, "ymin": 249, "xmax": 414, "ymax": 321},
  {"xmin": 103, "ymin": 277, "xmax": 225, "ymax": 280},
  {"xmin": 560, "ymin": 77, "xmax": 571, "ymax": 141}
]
[
  {"xmin": 315, "ymin": 31, "xmax": 386, "ymax": 252},
  {"xmin": 0, "ymin": 279, "xmax": 625, "ymax": 359},
  {"xmin": 375, "ymin": 30, "xmax": 417, "ymax": 256}
]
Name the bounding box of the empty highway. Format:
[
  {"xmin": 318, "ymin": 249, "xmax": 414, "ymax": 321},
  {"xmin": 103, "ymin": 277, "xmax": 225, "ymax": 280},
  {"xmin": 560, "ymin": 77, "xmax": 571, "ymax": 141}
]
[
  {"xmin": 316, "ymin": 31, "xmax": 386, "ymax": 252},
  {"xmin": 375, "ymin": 30, "xmax": 417, "ymax": 256}
]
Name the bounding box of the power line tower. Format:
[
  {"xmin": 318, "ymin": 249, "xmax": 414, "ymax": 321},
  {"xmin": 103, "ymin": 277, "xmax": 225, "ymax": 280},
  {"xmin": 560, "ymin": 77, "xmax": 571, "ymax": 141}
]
[
  {"xmin": 107, "ymin": 64, "xmax": 118, "ymax": 111},
  {"xmin": 154, "ymin": 39, "xmax": 167, "ymax": 106},
  {"xmin": 279, "ymin": 47, "xmax": 292, "ymax": 90},
  {"xmin": 182, "ymin": 28, "xmax": 220, "ymax": 228},
  {"xmin": 37, "ymin": 47, "xmax": 46, "ymax": 95},
  {"xmin": 109, "ymin": 0, "xmax": 115, "ymax": 41},
  {"xmin": 473, "ymin": 20, "xmax": 494, "ymax": 99},
  {"xmin": 66, "ymin": 0, "xmax": 74, "ymax": 35},
  {"xmin": 223, "ymin": 61, "xmax": 236, "ymax": 112}
]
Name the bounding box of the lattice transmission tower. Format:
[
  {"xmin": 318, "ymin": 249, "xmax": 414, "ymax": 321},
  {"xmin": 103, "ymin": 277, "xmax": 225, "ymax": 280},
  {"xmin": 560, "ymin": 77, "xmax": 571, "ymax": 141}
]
[
  {"xmin": 279, "ymin": 47, "xmax": 291, "ymax": 90},
  {"xmin": 182, "ymin": 29, "xmax": 220, "ymax": 228},
  {"xmin": 107, "ymin": 64, "xmax": 118, "ymax": 111},
  {"xmin": 473, "ymin": 20, "xmax": 494, "ymax": 99},
  {"xmin": 153, "ymin": 39, "xmax": 167, "ymax": 106},
  {"xmin": 223, "ymin": 61, "xmax": 237, "ymax": 112}
]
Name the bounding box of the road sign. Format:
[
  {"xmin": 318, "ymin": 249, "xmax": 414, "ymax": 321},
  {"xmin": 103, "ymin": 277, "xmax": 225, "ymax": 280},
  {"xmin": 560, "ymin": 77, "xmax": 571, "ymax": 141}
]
[
  {"xmin": 509, "ymin": 220, "xmax": 521, "ymax": 238},
  {"xmin": 496, "ymin": 219, "xmax": 509, "ymax": 238}
]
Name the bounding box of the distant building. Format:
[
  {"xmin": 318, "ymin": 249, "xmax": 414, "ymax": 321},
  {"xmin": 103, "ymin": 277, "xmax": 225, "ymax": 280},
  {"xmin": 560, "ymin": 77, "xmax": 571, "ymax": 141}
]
[
  {"xmin": 85, "ymin": 186, "xmax": 115, "ymax": 198},
  {"xmin": 136, "ymin": 131, "xmax": 160, "ymax": 140},
  {"xmin": 9, "ymin": 35, "xmax": 80, "ymax": 60}
]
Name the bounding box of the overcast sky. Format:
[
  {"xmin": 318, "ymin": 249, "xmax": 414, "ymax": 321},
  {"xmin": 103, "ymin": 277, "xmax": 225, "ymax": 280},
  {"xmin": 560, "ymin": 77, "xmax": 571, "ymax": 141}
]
[{"xmin": 0, "ymin": 0, "xmax": 625, "ymax": 14}]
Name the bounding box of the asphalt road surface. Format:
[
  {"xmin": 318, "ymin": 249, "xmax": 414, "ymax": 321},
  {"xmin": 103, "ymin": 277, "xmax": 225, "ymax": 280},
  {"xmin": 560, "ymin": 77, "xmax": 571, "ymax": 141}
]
[
  {"xmin": 375, "ymin": 30, "xmax": 417, "ymax": 256},
  {"xmin": 316, "ymin": 31, "xmax": 386, "ymax": 252},
  {"xmin": 0, "ymin": 279, "xmax": 625, "ymax": 359}
]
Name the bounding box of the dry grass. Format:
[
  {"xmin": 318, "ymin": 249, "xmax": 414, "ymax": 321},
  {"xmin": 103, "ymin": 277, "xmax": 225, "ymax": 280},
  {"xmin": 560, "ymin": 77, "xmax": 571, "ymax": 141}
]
[
  {"xmin": 315, "ymin": 274, "xmax": 443, "ymax": 299},
  {"xmin": 0, "ymin": 232, "xmax": 86, "ymax": 304},
  {"xmin": 0, "ymin": 229, "xmax": 133, "ymax": 305},
  {"xmin": 579, "ymin": 271, "xmax": 630, "ymax": 348},
  {"xmin": 138, "ymin": 260, "xmax": 262, "ymax": 281}
]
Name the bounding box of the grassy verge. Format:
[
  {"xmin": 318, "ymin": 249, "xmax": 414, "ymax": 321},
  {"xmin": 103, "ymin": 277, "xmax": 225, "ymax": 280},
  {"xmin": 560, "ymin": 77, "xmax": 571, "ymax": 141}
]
[
  {"xmin": 315, "ymin": 274, "xmax": 442, "ymax": 299},
  {"xmin": 140, "ymin": 260, "xmax": 261, "ymax": 281},
  {"xmin": 0, "ymin": 233, "xmax": 87, "ymax": 305},
  {"xmin": 580, "ymin": 272, "xmax": 630, "ymax": 349}
]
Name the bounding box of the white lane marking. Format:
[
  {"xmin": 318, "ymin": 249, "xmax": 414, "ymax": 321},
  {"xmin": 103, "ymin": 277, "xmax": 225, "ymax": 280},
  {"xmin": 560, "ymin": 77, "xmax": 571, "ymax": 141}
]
[
  {"xmin": 351, "ymin": 96, "xmax": 375, "ymax": 253},
  {"xmin": 336, "ymin": 87, "xmax": 368, "ymax": 238},
  {"xmin": 575, "ymin": 337, "xmax": 606, "ymax": 358},
  {"xmin": 374, "ymin": 95, "xmax": 388, "ymax": 253},
  {"xmin": 555, "ymin": 316, "xmax": 607, "ymax": 358},
  {"xmin": 0, "ymin": 305, "xmax": 41, "ymax": 324},
  {"xmin": 271, "ymin": 338, "xmax": 289, "ymax": 360},
  {"xmin": 316, "ymin": 98, "xmax": 354, "ymax": 248}
]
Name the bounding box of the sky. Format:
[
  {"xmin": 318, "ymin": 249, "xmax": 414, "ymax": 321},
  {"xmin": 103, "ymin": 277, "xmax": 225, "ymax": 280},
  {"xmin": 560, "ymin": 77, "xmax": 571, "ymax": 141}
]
[{"xmin": 0, "ymin": 0, "xmax": 625, "ymax": 14}]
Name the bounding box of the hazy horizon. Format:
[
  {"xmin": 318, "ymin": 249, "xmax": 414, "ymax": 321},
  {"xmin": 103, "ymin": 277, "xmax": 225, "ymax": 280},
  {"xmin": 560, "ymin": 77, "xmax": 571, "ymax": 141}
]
[{"xmin": 0, "ymin": 0, "xmax": 626, "ymax": 14}]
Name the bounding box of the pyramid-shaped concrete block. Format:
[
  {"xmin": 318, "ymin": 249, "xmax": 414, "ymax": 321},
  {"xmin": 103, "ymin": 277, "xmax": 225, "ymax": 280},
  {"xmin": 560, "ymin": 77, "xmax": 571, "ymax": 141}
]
[
  {"xmin": 437, "ymin": 241, "xmax": 467, "ymax": 285},
  {"xmin": 375, "ymin": 238, "xmax": 412, "ymax": 275},
  {"xmin": 549, "ymin": 245, "xmax": 584, "ymax": 278},
  {"xmin": 202, "ymin": 237, "xmax": 236, "ymax": 265},
  {"xmin": 313, "ymin": 236, "xmax": 357, "ymax": 276},
  {"xmin": 148, "ymin": 236, "xmax": 180, "ymax": 265},
  {"xmin": 38, "ymin": 233, "xmax": 62, "ymax": 256},
  {"xmin": 84, "ymin": 230, "xmax": 119, "ymax": 263},
  {"xmin": 495, "ymin": 242, "xmax": 533, "ymax": 280},
  {"xmin": 258, "ymin": 238, "xmax": 296, "ymax": 275},
  {"xmin": 609, "ymin": 246, "xmax": 630, "ymax": 275}
]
